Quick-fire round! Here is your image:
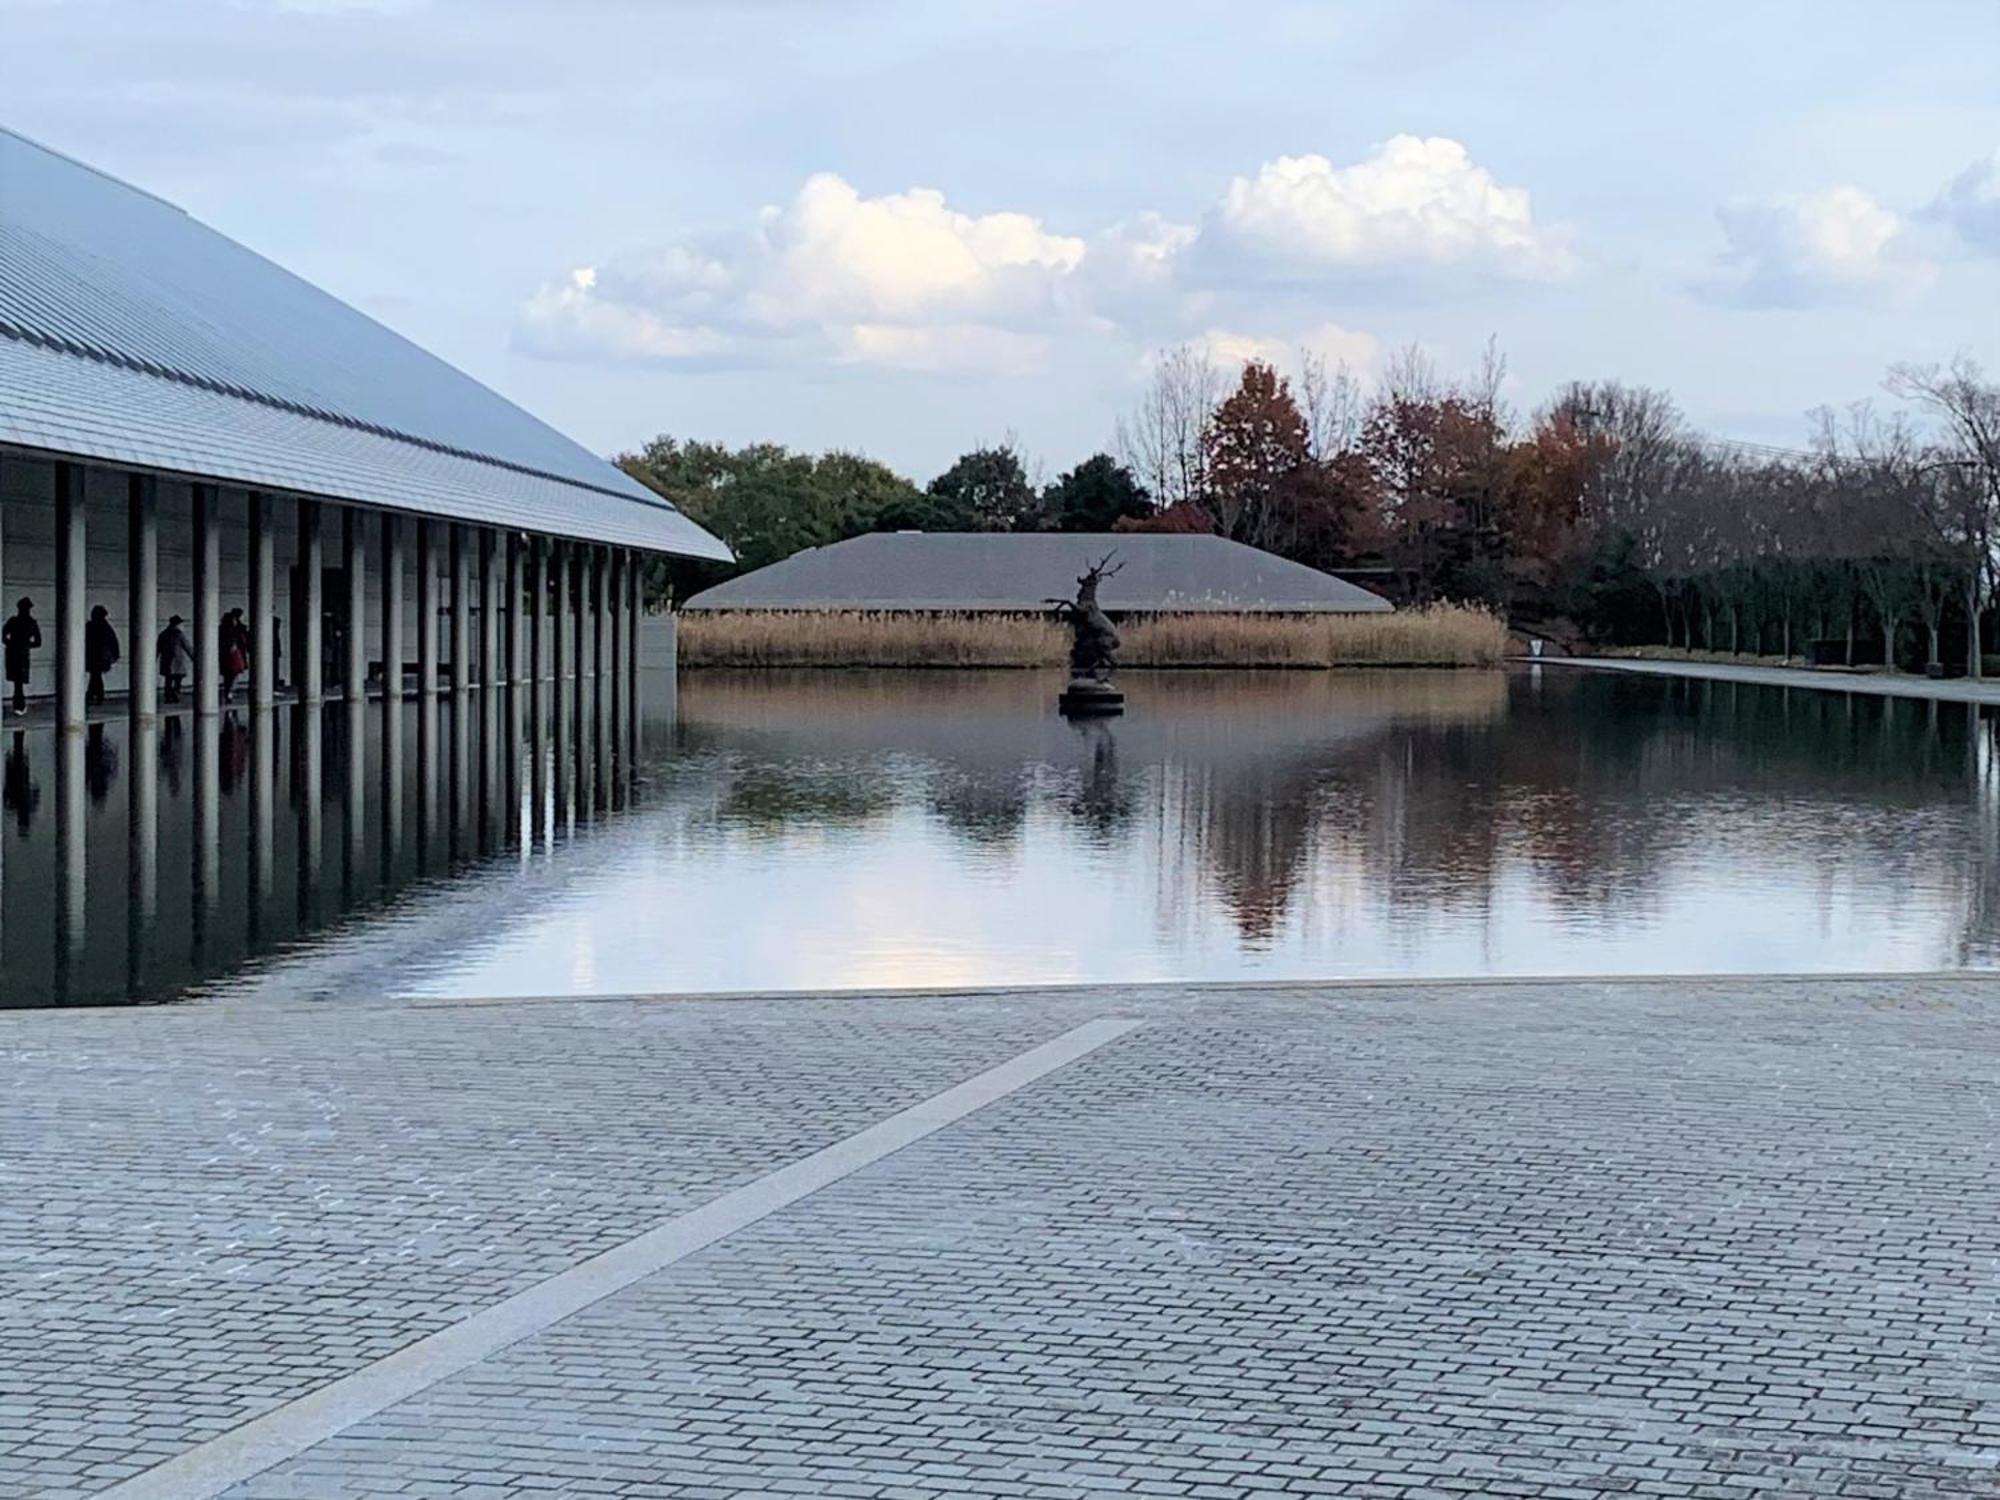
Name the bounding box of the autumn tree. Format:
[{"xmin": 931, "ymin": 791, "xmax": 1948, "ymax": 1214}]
[{"xmin": 1203, "ymin": 361, "xmax": 1311, "ymax": 548}]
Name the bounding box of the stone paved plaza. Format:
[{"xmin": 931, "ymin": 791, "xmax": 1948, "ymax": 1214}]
[{"xmin": 3, "ymin": 977, "xmax": 1998, "ymax": 1498}]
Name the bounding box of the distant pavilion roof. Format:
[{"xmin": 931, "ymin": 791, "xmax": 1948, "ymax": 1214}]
[
  {"xmin": 0, "ymin": 125, "xmax": 729, "ymax": 560},
  {"xmin": 683, "ymin": 532, "xmax": 1394, "ymax": 614}
]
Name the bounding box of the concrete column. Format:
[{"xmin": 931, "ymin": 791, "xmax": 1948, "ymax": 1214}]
[
  {"xmin": 379, "ymin": 514, "xmax": 405, "ymax": 875},
  {"xmin": 55, "ymin": 462, "xmax": 85, "ymax": 734},
  {"xmin": 129, "ymin": 474, "xmax": 158, "ymax": 723},
  {"xmin": 451, "ymin": 524, "xmax": 471, "ymax": 697},
  {"xmin": 478, "ymin": 529, "xmax": 499, "ymax": 851},
  {"xmin": 627, "ymin": 547, "xmax": 642, "ymax": 771},
  {"xmin": 591, "ymin": 545, "xmax": 608, "ymax": 809},
  {"xmin": 193, "ymin": 485, "xmax": 219, "ymax": 718},
  {"xmin": 524, "ymin": 536, "xmax": 544, "ymax": 842},
  {"xmin": 606, "ymin": 548, "xmax": 623, "ymax": 803},
  {"xmin": 343, "ymin": 508, "xmax": 366, "ymax": 705},
  {"xmin": 551, "ymin": 540, "xmax": 569, "ymax": 833},
  {"xmin": 127, "ymin": 472, "xmax": 159, "ymax": 996},
  {"xmin": 250, "ymin": 492, "xmax": 274, "ymax": 712},
  {"xmin": 417, "ymin": 519, "xmax": 438, "ymax": 701},
  {"xmin": 504, "ymin": 532, "xmax": 523, "ymax": 840},
  {"xmin": 340, "ymin": 506, "xmax": 366, "ymax": 899},
  {"xmin": 574, "ymin": 544, "xmax": 592, "ymax": 820},
  {"xmin": 449, "ymin": 525, "xmax": 471, "ymax": 852},
  {"xmin": 417, "ymin": 520, "xmax": 439, "ymax": 865},
  {"xmin": 380, "ymin": 515, "xmax": 404, "ymax": 702},
  {"xmin": 299, "ymin": 499, "xmax": 323, "ymax": 705},
  {"xmin": 479, "ymin": 528, "xmax": 498, "ymax": 694},
  {"xmin": 507, "ymin": 534, "xmax": 524, "ymax": 686}
]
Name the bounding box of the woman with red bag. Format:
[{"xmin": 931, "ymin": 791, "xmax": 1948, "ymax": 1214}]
[{"xmin": 220, "ymin": 607, "xmax": 250, "ymax": 704}]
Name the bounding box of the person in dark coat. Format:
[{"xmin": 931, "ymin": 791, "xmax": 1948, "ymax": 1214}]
[
  {"xmin": 85, "ymin": 605, "xmax": 120, "ymax": 707},
  {"xmin": 156, "ymin": 615, "xmax": 194, "ymax": 703},
  {"xmin": 2, "ymin": 598, "xmax": 40, "ymax": 716}
]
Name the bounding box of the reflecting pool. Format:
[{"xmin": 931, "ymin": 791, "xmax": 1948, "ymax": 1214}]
[{"xmin": 5, "ymin": 665, "xmax": 1998, "ymax": 1005}]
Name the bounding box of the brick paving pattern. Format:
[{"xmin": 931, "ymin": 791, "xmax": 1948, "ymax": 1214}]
[
  {"xmin": 0, "ymin": 991, "xmax": 1107, "ymax": 1499},
  {"xmin": 5, "ymin": 977, "xmax": 1999, "ymax": 1498}
]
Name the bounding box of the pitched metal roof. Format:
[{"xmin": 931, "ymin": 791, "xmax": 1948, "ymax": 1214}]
[
  {"xmin": 0, "ymin": 126, "xmax": 730, "ymax": 560},
  {"xmin": 683, "ymin": 532, "xmax": 1395, "ymax": 613}
]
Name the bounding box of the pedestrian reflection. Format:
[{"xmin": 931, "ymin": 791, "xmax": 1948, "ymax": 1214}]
[
  {"xmin": 3, "ymin": 731, "xmax": 35, "ymax": 834},
  {"xmin": 85, "ymin": 722, "xmax": 118, "ymax": 806},
  {"xmin": 219, "ymin": 713, "xmax": 249, "ymax": 794},
  {"xmin": 160, "ymin": 715, "xmax": 185, "ymax": 800}
]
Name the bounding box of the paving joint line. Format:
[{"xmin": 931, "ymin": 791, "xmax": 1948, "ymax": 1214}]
[{"xmin": 96, "ymin": 1013, "xmax": 1146, "ymax": 1500}]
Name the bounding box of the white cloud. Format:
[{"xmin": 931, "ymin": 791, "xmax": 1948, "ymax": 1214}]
[
  {"xmin": 1927, "ymin": 150, "xmax": 2000, "ymax": 254},
  {"xmin": 517, "ymin": 139, "xmax": 1559, "ymax": 376},
  {"xmin": 1700, "ymin": 186, "xmax": 1935, "ymax": 307},
  {"xmin": 1206, "ymin": 135, "xmax": 1575, "ymax": 280},
  {"xmin": 1188, "ymin": 322, "xmax": 1380, "ymax": 379},
  {"xmin": 514, "ymin": 171, "xmax": 1089, "ymax": 374}
]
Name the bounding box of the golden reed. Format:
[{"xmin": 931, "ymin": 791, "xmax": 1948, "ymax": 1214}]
[{"xmin": 678, "ymin": 605, "xmax": 1505, "ymax": 670}]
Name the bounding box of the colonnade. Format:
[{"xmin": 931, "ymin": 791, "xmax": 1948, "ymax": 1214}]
[{"xmin": 0, "ymin": 455, "xmax": 655, "ymax": 1003}]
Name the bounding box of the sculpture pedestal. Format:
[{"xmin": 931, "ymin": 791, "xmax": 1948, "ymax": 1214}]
[{"xmin": 1058, "ymin": 678, "xmax": 1124, "ymax": 717}]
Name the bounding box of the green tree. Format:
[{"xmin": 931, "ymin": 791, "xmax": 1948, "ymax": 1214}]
[
  {"xmin": 1042, "ymin": 454, "xmax": 1152, "ymax": 531},
  {"xmin": 928, "ymin": 445, "xmax": 1044, "ymax": 531},
  {"xmin": 618, "ymin": 437, "xmax": 928, "ymax": 602}
]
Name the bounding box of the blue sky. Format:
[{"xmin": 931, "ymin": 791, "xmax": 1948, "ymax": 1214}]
[{"xmin": 6, "ymin": 0, "xmax": 1999, "ymax": 479}]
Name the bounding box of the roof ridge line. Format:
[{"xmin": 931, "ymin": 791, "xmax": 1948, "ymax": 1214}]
[
  {"xmin": 0, "ymin": 320, "xmax": 675, "ymax": 514},
  {"xmin": 0, "ymin": 124, "xmax": 187, "ymax": 214}
]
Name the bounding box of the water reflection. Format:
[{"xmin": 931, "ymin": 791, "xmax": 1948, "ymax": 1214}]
[
  {"xmin": 0, "ymin": 659, "xmax": 636, "ymax": 1005},
  {"xmin": 6, "ymin": 666, "xmax": 2000, "ymax": 1005}
]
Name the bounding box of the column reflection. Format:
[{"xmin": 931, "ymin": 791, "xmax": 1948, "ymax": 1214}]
[{"xmin": 127, "ymin": 717, "xmax": 158, "ymax": 998}]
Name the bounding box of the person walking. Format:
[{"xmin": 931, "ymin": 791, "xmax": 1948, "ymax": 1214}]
[
  {"xmin": 156, "ymin": 614, "xmax": 193, "ymax": 703},
  {"xmin": 84, "ymin": 604, "xmax": 120, "ymax": 707},
  {"xmin": 2, "ymin": 598, "xmax": 40, "ymax": 717},
  {"xmin": 220, "ymin": 608, "xmax": 250, "ymax": 704}
]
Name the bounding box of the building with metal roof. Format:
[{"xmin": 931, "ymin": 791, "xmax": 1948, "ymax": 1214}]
[
  {"xmin": 0, "ymin": 125, "xmax": 726, "ymax": 561},
  {"xmin": 0, "ymin": 123, "xmax": 727, "ymax": 734},
  {"xmin": 0, "ymin": 127, "xmax": 710, "ymax": 978},
  {"xmin": 683, "ymin": 533, "xmax": 1395, "ymax": 615}
]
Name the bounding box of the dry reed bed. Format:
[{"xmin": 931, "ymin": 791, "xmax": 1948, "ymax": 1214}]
[{"xmin": 679, "ymin": 605, "xmax": 1504, "ymax": 669}]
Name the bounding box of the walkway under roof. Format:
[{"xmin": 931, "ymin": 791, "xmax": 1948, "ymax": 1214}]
[{"xmin": 0, "ymin": 125, "xmax": 729, "ymax": 561}]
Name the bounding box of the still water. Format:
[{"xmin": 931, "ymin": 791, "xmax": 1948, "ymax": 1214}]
[{"xmin": 3, "ymin": 666, "xmax": 1997, "ymax": 1005}]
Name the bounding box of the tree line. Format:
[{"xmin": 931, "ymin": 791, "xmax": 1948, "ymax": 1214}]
[{"xmin": 620, "ymin": 346, "xmax": 2000, "ymax": 674}]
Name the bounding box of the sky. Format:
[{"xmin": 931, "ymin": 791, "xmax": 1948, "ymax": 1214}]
[{"xmin": 5, "ymin": 0, "xmax": 1999, "ymax": 481}]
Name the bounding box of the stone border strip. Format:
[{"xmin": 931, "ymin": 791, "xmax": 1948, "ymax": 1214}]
[
  {"xmin": 100, "ymin": 1015, "xmax": 1146, "ymax": 1500},
  {"xmin": 156, "ymin": 968, "xmax": 2000, "ymax": 1016}
]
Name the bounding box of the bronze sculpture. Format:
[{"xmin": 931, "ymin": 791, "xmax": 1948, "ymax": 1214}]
[{"xmin": 1049, "ymin": 553, "xmax": 1125, "ymax": 716}]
